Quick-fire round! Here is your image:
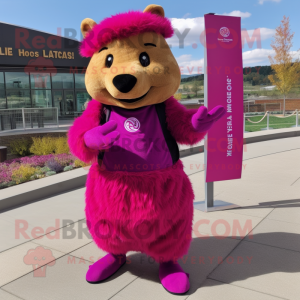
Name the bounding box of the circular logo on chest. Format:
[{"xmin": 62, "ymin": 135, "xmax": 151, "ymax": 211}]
[{"xmin": 124, "ymin": 117, "xmax": 140, "ymax": 132}]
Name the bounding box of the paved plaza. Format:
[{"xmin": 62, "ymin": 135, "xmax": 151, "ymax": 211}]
[{"xmin": 0, "ymin": 136, "xmax": 300, "ymax": 300}]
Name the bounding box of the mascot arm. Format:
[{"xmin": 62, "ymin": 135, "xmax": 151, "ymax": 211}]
[
  {"xmin": 165, "ymin": 96, "xmax": 225, "ymax": 145},
  {"xmin": 68, "ymin": 100, "xmax": 102, "ymax": 163}
]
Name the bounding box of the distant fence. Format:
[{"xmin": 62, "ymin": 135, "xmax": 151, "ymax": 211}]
[
  {"xmin": 0, "ymin": 108, "xmax": 58, "ymax": 131},
  {"xmin": 243, "ymin": 102, "xmax": 281, "ymax": 113},
  {"xmin": 244, "ymin": 110, "xmax": 299, "ymax": 132}
]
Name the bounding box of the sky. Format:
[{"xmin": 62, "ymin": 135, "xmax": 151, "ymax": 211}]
[{"xmin": 0, "ymin": 0, "xmax": 299, "ymax": 74}]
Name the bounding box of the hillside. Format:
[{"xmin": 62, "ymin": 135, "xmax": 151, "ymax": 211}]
[{"xmin": 181, "ymin": 65, "xmax": 274, "ymax": 86}]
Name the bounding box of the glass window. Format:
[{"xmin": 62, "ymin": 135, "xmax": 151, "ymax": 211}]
[
  {"xmin": 51, "ymin": 73, "xmax": 74, "ymax": 89},
  {"xmin": 0, "ymin": 90, "xmax": 6, "ymax": 109},
  {"xmin": 31, "ymin": 90, "xmax": 52, "ymax": 108},
  {"xmin": 75, "ymin": 74, "xmax": 86, "ymax": 89},
  {"xmin": 30, "ymin": 73, "xmax": 51, "ymax": 89},
  {"xmin": 53, "ymin": 90, "xmax": 63, "ymax": 116},
  {"xmin": 76, "ymin": 90, "xmax": 92, "ymax": 112},
  {"xmin": 5, "ymin": 72, "xmax": 30, "ymax": 89},
  {"xmin": 0, "ymin": 72, "xmax": 4, "ymax": 90},
  {"xmin": 6, "ymin": 90, "xmax": 31, "ymax": 108}
]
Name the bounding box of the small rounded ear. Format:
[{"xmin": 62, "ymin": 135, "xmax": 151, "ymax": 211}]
[
  {"xmin": 81, "ymin": 18, "xmax": 97, "ymax": 38},
  {"xmin": 143, "ymin": 4, "xmax": 165, "ymax": 18}
]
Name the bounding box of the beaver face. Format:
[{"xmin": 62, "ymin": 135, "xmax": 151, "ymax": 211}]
[{"xmin": 85, "ymin": 32, "xmax": 181, "ymax": 109}]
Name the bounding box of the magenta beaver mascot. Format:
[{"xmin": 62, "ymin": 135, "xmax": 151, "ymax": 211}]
[{"xmin": 68, "ymin": 4, "xmax": 225, "ymax": 294}]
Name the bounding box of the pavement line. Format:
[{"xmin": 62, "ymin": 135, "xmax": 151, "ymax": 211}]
[
  {"xmin": 204, "ymin": 206, "xmax": 274, "ymax": 282},
  {"xmin": 0, "ymin": 252, "xmax": 63, "ymax": 289},
  {"xmin": 0, "ymin": 288, "xmax": 25, "ymax": 300},
  {"xmin": 107, "ymin": 277, "xmax": 140, "ymax": 300},
  {"xmin": 0, "ymin": 218, "xmax": 86, "ymax": 254},
  {"xmin": 240, "ymin": 236, "xmax": 300, "ymax": 254},
  {"xmin": 291, "ymin": 176, "xmax": 300, "ymax": 186},
  {"xmin": 198, "ymin": 278, "xmax": 288, "ymax": 300}
]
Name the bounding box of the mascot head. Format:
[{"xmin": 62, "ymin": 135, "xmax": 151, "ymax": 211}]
[{"xmin": 80, "ymin": 4, "xmax": 181, "ymax": 109}]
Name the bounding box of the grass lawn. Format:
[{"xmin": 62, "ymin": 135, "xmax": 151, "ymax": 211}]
[{"xmin": 245, "ymin": 114, "xmax": 299, "ymax": 132}]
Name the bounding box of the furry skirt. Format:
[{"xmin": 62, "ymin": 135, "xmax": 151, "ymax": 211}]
[{"xmin": 85, "ymin": 160, "xmax": 194, "ymax": 262}]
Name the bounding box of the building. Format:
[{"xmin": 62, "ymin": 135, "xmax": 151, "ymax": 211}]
[{"xmin": 0, "ymin": 22, "xmax": 91, "ymax": 118}]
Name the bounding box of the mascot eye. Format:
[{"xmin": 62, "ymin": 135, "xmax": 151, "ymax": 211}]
[
  {"xmin": 105, "ymin": 54, "xmax": 113, "ymax": 68},
  {"xmin": 139, "ymin": 52, "xmax": 150, "ymax": 67}
]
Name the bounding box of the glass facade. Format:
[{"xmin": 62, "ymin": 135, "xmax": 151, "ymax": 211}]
[
  {"xmin": 51, "ymin": 73, "xmax": 74, "ymax": 89},
  {"xmin": 0, "ymin": 90, "xmax": 6, "ymax": 109},
  {"xmin": 31, "ymin": 90, "xmax": 52, "ymax": 108},
  {"xmin": 5, "ymin": 72, "xmax": 30, "ymax": 89},
  {"xmin": 0, "ymin": 71, "xmax": 91, "ymax": 115},
  {"xmin": 0, "ymin": 72, "xmax": 4, "ymax": 89},
  {"xmin": 30, "ymin": 73, "xmax": 51, "ymax": 89},
  {"xmin": 75, "ymin": 73, "xmax": 86, "ymax": 89},
  {"xmin": 0, "ymin": 73, "xmax": 5, "ymax": 109},
  {"xmin": 6, "ymin": 90, "xmax": 31, "ymax": 108}
]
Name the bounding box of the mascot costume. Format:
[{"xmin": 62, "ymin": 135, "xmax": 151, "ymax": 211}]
[{"xmin": 68, "ymin": 4, "xmax": 225, "ymax": 294}]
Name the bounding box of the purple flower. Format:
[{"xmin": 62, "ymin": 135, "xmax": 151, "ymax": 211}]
[
  {"xmin": 45, "ymin": 158, "xmax": 64, "ymax": 173},
  {"xmin": 1, "ymin": 153, "xmax": 77, "ymax": 184}
]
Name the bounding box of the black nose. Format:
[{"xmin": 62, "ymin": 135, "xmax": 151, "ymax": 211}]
[{"xmin": 113, "ymin": 74, "xmax": 137, "ymax": 93}]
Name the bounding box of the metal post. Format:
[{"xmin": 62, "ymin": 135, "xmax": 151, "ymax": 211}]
[
  {"xmin": 205, "ymin": 181, "xmax": 214, "ymax": 207},
  {"xmin": 280, "ymin": 102, "xmax": 281, "ymax": 113},
  {"xmin": 22, "ymin": 108, "xmax": 26, "ymax": 130},
  {"xmin": 292, "ymin": 109, "xmax": 299, "ymax": 128},
  {"xmin": 193, "ymin": 15, "xmax": 238, "ymax": 212},
  {"xmin": 56, "ymin": 107, "xmax": 59, "ymax": 128},
  {"xmin": 267, "ymin": 111, "xmax": 269, "ymax": 130}
]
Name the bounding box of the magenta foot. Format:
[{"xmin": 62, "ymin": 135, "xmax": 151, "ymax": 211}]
[
  {"xmin": 86, "ymin": 253, "xmax": 126, "ymax": 283},
  {"xmin": 159, "ymin": 261, "xmax": 190, "ymax": 294}
]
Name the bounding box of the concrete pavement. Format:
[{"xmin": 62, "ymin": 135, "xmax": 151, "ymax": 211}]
[{"xmin": 0, "ymin": 137, "xmax": 299, "ymax": 299}]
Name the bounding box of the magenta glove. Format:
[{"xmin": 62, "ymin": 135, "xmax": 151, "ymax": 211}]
[
  {"xmin": 84, "ymin": 120, "xmax": 120, "ymax": 150},
  {"xmin": 191, "ymin": 105, "xmax": 226, "ymax": 133}
]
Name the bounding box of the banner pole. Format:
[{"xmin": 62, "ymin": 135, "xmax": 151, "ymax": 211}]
[
  {"xmin": 203, "ymin": 20, "xmax": 213, "ymax": 209},
  {"xmin": 193, "ymin": 13, "xmax": 240, "ymax": 213}
]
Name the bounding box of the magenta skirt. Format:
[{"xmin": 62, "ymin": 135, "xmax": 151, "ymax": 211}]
[{"xmin": 85, "ymin": 160, "xmax": 194, "ymax": 262}]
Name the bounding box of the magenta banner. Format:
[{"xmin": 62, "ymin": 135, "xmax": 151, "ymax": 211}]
[{"xmin": 204, "ymin": 14, "xmax": 244, "ymax": 182}]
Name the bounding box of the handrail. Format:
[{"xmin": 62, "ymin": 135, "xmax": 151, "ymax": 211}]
[
  {"xmin": 246, "ymin": 111, "xmax": 268, "ymax": 124},
  {"xmin": 244, "ymin": 109, "xmax": 299, "ymax": 132}
]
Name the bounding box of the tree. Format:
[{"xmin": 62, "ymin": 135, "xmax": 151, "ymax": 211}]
[
  {"xmin": 183, "ymin": 84, "xmax": 190, "ymax": 92},
  {"xmin": 268, "ymin": 16, "xmax": 300, "ymax": 115},
  {"xmin": 191, "ymin": 80, "xmax": 201, "ymax": 97}
]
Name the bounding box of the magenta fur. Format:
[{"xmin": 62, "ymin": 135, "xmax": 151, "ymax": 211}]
[
  {"xmin": 85, "ymin": 160, "xmax": 194, "ymax": 262},
  {"xmin": 165, "ymin": 96, "xmax": 206, "ymax": 145},
  {"xmin": 68, "ymin": 100, "xmax": 103, "ymax": 163},
  {"xmin": 80, "ymin": 11, "xmax": 174, "ymax": 57},
  {"xmin": 68, "ymin": 98, "xmax": 207, "ymax": 262}
]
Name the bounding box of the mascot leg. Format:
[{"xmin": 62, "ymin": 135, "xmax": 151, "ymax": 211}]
[
  {"xmin": 159, "ymin": 261, "xmax": 190, "ymax": 294},
  {"xmin": 86, "ymin": 253, "xmax": 126, "ymax": 283}
]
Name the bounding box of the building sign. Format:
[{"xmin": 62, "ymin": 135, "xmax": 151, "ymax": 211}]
[
  {"xmin": 204, "ymin": 14, "xmax": 243, "ymax": 182},
  {"xmin": 0, "ymin": 22, "xmax": 89, "ymax": 68}
]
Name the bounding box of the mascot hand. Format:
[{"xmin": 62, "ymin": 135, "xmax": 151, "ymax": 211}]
[
  {"xmin": 84, "ymin": 120, "xmax": 120, "ymax": 150},
  {"xmin": 191, "ymin": 105, "xmax": 226, "ymax": 133}
]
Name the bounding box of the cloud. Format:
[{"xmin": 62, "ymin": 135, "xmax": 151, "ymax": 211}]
[
  {"xmin": 176, "ymin": 48, "xmax": 299, "ymax": 75},
  {"xmin": 242, "ymin": 48, "xmax": 299, "ymax": 65},
  {"xmin": 168, "ymin": 16, "xmax": 205, "ymax": 48},
  {"xmin": 243, "ymin": 48, "xmax": 274, "ymax": 65},
  {"xmin": 222, "ymin": 11, "xmax": 251, "ymax": 18},
  {"xmin": 241, "ymin": 28, "xmax": 276, "ymax": 48},
  {"xmin": 258, "ymin": 0, "xmax": 281, "ymax": 4},
  {"xmin": 168, "ymin": 14, "xmax": 274, "ymax": 48},
  {"xmin": 182, "ymin": 13, "xmax": 191, "ymax": 18},
  {"xmin": 176, "ymin": 54, "xmax": 204, "ymax": 75}
]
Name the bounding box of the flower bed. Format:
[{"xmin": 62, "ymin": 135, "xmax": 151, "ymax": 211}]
[{"xmin": 0, "ymin": 154, "xmax": 87, "ymax": 189}]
